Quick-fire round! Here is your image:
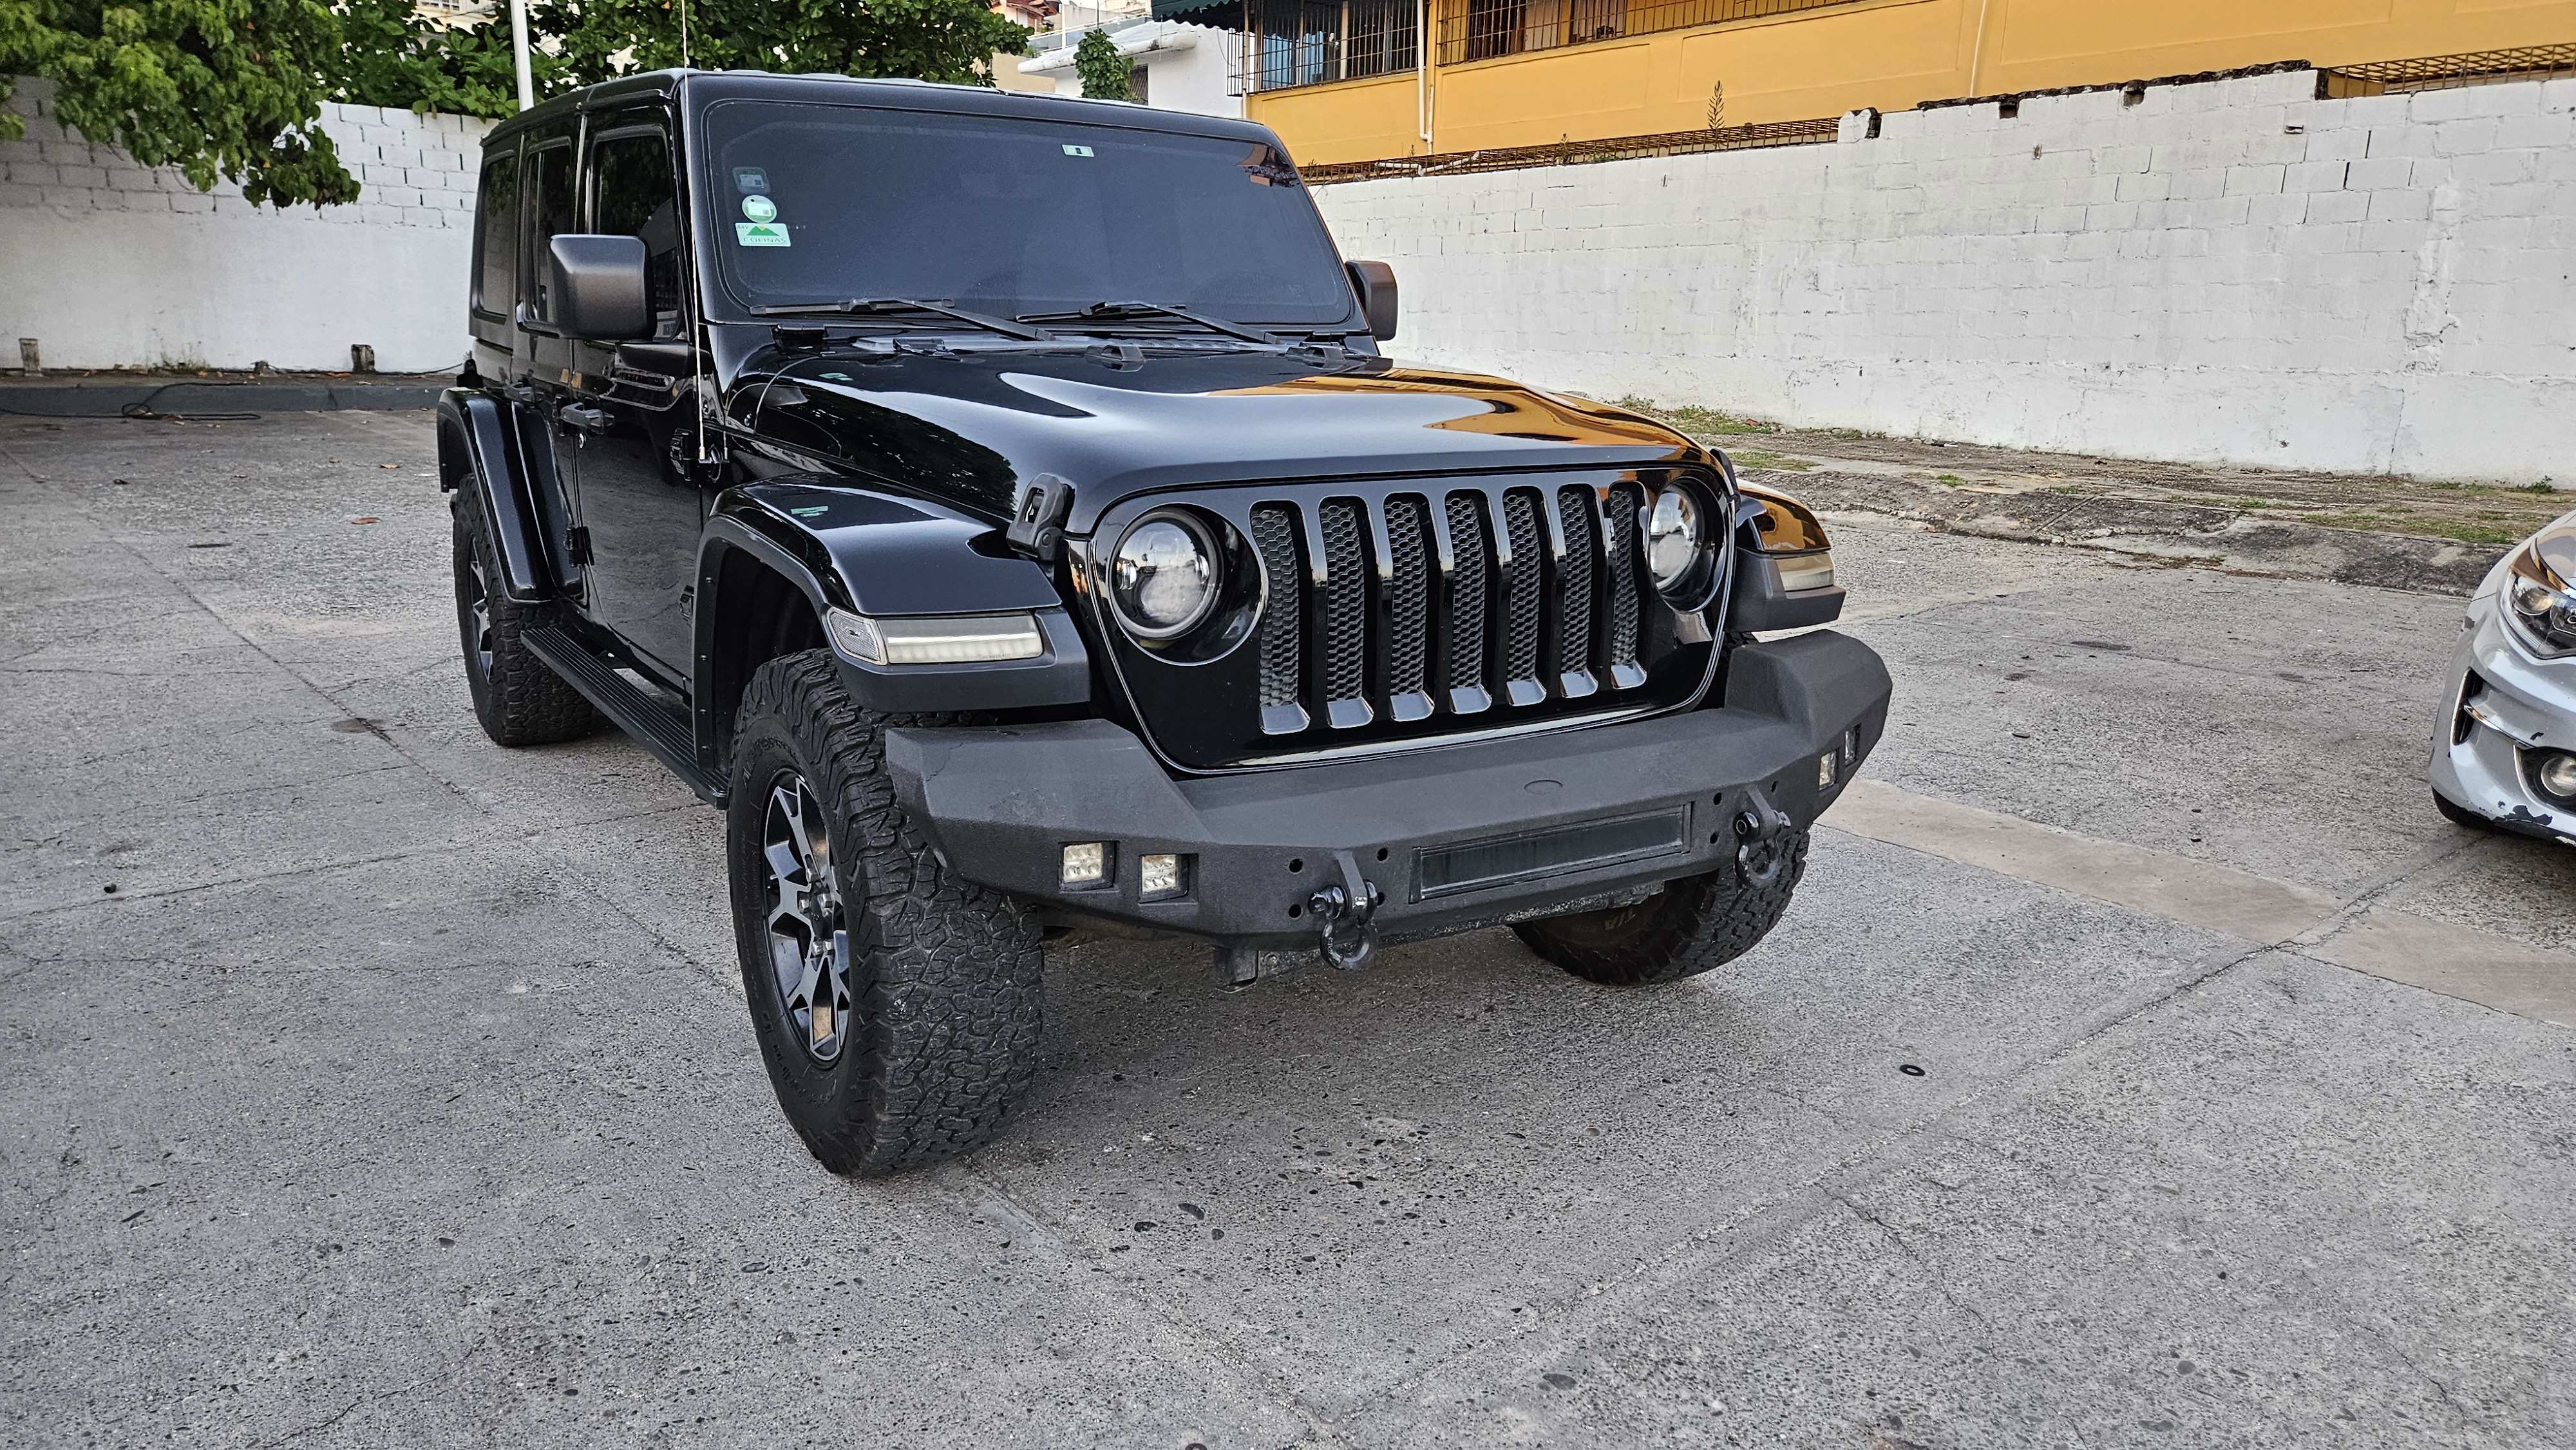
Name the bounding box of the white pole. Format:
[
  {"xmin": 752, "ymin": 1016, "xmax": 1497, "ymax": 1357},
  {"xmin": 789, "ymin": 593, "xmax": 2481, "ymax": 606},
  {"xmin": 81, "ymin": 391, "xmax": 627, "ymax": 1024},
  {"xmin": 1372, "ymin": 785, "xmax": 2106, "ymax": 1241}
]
[{"xmin": 511, "ymin": 0, "xmax": 535, "ymax": 112}]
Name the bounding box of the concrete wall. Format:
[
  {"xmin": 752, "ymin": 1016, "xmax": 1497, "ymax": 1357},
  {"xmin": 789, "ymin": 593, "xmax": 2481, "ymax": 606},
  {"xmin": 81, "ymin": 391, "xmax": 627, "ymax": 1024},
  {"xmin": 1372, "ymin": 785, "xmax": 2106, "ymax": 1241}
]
[
  {"xmin": 1311, "ymin": 69, "xmax": 2576, "ymax": 484},
  {"xmin": 1, "ymin": 79, "xmax": 489, "ymax": 373}
]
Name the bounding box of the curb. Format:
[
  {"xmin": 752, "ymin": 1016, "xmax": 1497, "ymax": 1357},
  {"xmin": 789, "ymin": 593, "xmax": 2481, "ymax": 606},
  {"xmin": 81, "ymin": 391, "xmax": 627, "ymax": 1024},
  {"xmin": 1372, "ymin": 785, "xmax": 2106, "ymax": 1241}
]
[
  {"xmin": 0, "ymin": 380, "xmax": 443, "ymax": 419},
  {"xmin": 1782, "ymin": 468, "xmax": 2511, "ymax": 597}
]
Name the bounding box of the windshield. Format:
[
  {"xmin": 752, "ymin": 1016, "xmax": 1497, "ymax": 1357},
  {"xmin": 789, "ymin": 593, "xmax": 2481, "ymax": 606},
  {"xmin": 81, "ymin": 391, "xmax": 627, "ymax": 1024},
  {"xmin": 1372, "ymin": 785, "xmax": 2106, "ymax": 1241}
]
[{"xmin": 699, "ymin": 100, "xmax": 1359, "ymax": 330}]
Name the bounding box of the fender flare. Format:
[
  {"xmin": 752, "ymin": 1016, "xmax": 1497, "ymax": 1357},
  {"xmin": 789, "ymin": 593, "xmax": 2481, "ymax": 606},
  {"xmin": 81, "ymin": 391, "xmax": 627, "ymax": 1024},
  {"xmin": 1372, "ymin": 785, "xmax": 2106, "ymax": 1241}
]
[
  {"xmin": 694, "ymin": 478, "xmax": 1092, "ymax": 760},
  {"xmin": 435, "ymin": 388, "xmax": 551, "ymax": 603}
]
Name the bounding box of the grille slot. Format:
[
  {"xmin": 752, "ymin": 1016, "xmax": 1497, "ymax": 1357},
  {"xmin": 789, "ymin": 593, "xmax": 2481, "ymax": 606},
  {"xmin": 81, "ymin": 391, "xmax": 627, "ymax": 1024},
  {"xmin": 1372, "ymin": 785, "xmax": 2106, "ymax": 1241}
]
[
  {"xmin": 1441, "ymin": 493, "xmax": 1492, "ymax": 715},
  {"xmin": 1602, "ymin": 482, "xmax": 1644, "ymax": 688},
  {"xmin": 1554, "ymin": 487, "xmax": 1598, "ymax": 699},
  {"xmin": 1501, "ymin": 491, "xmax": 1546, "ymax": 706},
  {"xmin": 1316, "ymin": 498, "xmax": 1372, "ymax": 729},
  {"xmin": 1249, "ymin": 505, "xmax": 1309, "ymax": 735},
  {"xmin": 1384, "ymin": 496, "xmax": 1433, "ymax": 721}
]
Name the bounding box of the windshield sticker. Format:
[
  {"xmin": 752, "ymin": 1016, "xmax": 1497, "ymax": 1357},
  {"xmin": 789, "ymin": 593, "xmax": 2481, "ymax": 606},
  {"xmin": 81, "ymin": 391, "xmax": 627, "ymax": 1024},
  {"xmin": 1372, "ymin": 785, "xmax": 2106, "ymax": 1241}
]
[
  {"xmin": 733, "ymin": 167, "xmax": 769, "ymax": 192},
  {"xmin": 741, "ymin": 194, "xmax": 777, "ymax": 223},
  {"xmin": 1240, "ymin": 146, "xmax": 1301, "ymax": 188},
  {"xmin": 735, "ymin": 221, "xmax": 791, "ymax": 247},
  {"xmin": 1061, "ymin": 144, "xmax": 1094, "ymax": 158}
]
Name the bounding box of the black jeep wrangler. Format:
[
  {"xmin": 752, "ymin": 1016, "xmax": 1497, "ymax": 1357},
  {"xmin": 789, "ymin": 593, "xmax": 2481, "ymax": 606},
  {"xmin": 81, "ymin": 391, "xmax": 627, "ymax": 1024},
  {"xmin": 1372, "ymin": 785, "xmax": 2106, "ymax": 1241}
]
[{"xmin": 441, "ymin": 70, "xmax": 1889, "ymax": 1174}]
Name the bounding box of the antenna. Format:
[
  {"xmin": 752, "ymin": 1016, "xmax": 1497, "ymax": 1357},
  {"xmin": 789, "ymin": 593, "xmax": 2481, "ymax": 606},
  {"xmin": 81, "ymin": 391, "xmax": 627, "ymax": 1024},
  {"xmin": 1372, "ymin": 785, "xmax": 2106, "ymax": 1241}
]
[{"xmin": 681, "ymin": 0, "xmax": 692, "ymax": 70}]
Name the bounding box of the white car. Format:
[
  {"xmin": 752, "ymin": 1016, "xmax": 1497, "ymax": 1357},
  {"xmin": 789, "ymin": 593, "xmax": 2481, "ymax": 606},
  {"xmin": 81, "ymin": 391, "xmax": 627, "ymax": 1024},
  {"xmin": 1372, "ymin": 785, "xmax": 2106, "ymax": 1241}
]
[{"xmin": 2431, "ymin": 509, "xmax": 2576, "ymax": 845}]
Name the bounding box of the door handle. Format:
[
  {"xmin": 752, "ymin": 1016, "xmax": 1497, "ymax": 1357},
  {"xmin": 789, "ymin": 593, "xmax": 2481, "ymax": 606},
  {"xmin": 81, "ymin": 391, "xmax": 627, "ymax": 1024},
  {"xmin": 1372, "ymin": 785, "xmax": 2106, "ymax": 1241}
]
[{"xmin": 557, "ymin": 403, "xmax": 611, "ymax": 433}]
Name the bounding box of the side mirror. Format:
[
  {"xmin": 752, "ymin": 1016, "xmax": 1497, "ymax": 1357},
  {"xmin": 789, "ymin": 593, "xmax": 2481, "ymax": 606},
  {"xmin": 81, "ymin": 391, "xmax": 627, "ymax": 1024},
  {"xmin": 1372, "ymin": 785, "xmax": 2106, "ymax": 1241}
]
[
  {"xmin": 1345, "ymin": 259, "xmax": 1398, "ymax": 341},
  {"xmin": 546, "ymin": 234, "xmax": 650, "ymax": 341}
]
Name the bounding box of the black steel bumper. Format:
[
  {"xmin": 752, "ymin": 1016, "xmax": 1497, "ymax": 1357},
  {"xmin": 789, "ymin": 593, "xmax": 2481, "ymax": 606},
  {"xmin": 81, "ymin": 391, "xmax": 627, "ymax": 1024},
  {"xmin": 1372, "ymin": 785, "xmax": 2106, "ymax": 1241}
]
[{"xmin": 880, "ymin": 632, "xmax": 1891, "ymax": 951}]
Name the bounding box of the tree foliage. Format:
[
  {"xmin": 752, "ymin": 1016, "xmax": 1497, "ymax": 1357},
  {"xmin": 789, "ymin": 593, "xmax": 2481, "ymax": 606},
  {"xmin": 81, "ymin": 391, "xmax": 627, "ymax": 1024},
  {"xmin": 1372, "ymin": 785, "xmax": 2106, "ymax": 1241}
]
[
  {"xmin": 1, "ymin": 0, "xmax": 1033, "ymax": 209},
  {"xmin": 0, "ymin": 0, "xmax": 359, "ymax": 206},
  {"xmin": 328, "ymin": 0, "xmax": 567, "ymax": 121},
  {"xmin": 1071, "ymin": 26, "xmax": 1128, "ymax": 101},
  {"xmin": 542, "ymin": 0, "xmax": 1031, "ymax": 90}
]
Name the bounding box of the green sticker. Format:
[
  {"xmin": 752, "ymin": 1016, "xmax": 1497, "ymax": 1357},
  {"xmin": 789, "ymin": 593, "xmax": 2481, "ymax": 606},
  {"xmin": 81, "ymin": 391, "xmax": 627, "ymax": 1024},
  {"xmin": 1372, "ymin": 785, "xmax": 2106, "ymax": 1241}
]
[
  {"xmin": 790, "ymin": 505, "xmax": 829, "ymax": 518},
  {"xmin": 735, "ymin": 221, "xmax": 790, "ymax": 247},
  {"xmin": 741, "ymin": 194, "xmax": 777, "ymax": 223}
]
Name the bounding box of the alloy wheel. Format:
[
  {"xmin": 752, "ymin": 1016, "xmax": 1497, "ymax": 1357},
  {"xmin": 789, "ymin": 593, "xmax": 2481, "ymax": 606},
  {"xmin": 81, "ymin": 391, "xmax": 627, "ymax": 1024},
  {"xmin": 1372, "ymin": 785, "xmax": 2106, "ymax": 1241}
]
[
  {"xmin": 762, "ymin": 773, "xmax": 853, "ymax": 1064},
  {"xmin": 463, "ymin": 553, "xmax": 495, "ymax": 677}
]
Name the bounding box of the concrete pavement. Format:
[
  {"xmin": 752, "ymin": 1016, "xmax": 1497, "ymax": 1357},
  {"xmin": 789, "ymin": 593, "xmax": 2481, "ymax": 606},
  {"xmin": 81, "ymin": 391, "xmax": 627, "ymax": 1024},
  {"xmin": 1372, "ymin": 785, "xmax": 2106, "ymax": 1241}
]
[{"xmin": 4, "ymin": 410, "xmax": 2570, "ymax": 1448}]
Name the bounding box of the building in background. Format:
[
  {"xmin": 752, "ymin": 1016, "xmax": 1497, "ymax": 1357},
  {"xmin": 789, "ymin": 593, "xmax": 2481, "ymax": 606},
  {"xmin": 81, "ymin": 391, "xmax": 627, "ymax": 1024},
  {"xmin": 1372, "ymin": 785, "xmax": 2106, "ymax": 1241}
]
[
  {"xmin": 1018, "ymin": 15, "xmax": 1247, "ymax": 116},
  {"xmin": 1151, "ymin": 0, "xmax": 2576, "ymax": 165},
  {"xmin": 993, "ymin": 0, "xmax": 1063, "ymax": 90}
]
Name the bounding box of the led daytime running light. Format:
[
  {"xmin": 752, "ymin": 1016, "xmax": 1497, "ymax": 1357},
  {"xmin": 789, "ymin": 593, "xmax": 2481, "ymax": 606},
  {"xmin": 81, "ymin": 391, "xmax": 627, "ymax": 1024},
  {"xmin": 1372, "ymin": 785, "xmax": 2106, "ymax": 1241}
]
[{"xmin": 826, "ymin": 608, "xmax": 1045, "ymax": 666}]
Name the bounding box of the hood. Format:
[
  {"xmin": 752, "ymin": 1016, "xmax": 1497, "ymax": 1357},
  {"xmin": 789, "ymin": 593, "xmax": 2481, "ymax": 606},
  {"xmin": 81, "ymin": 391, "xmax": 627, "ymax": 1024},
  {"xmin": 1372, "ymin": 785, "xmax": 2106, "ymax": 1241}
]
[{"xmin": 722, "ymin": 335, "xmax": 1703, "ymax": 532}]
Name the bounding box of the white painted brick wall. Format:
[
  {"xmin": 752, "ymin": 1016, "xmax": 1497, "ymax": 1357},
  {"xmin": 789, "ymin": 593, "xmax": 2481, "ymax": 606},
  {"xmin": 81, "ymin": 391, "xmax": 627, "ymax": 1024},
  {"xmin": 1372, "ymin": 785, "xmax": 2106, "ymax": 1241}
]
[
  {"xmin": 1314, "ymin": 69, "xmax": 2576, "ymax": 484},
  {"xmin": 0, "ymin": 77, "xmax": 492, "ymax": 370}
]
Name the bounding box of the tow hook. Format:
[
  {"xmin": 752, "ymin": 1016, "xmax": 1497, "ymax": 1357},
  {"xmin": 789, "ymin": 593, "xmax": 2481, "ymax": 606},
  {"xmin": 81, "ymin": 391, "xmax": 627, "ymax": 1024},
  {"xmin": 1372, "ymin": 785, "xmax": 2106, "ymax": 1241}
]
[
  {"xmin": 1309, "ymin": 849, "xmax": 1384, "ymax": 971},
  {"xmin": 1734, "ymin": 788, "xmax": 1795, "ymax": 888}
]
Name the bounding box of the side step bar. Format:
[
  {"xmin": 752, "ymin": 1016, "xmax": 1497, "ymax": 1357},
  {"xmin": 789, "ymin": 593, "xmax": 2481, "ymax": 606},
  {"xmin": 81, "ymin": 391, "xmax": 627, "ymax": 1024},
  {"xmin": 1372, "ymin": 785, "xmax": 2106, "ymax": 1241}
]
[{"xmin": 522, "ymin": 625, "xmax": 726, "ymax": 805}]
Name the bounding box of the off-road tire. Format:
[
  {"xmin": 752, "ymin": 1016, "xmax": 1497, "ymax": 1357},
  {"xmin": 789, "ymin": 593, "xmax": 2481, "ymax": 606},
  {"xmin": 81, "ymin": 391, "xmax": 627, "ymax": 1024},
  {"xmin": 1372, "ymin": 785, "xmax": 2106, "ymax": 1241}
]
[
  {"xmin": 725, "ymin": 650, "xmax": 1044, "ymax": 1176},
  {"xmin": 450, "ymin": 496, "xmax": 598, "ymax": 746},
  {"xmin": 2431, "ymin": 788, "xmax": 2493, "ymax": 833},
  {"xmin": 1513, "ymin": 830, "xmax": 1811, "ymax": 986}
]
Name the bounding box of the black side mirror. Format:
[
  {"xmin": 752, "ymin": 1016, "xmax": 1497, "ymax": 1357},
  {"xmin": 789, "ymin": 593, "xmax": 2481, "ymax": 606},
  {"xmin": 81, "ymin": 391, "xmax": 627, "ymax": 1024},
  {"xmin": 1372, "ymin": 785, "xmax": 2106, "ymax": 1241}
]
[
  {"xmin": 1345, "ymin": 259, "xmax": 1398, "ymax": 341},
  {"xmin": 547, "ymin": 234, "xmax": 650, "ymax": 341}
]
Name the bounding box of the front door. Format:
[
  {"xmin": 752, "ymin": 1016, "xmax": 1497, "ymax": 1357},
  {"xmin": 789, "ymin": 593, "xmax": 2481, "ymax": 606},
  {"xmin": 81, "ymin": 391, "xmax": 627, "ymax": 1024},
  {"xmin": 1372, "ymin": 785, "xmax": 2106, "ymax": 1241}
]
[{"xmin": 562, "ymin": 117, "xmax": 702, "ymax": 683}]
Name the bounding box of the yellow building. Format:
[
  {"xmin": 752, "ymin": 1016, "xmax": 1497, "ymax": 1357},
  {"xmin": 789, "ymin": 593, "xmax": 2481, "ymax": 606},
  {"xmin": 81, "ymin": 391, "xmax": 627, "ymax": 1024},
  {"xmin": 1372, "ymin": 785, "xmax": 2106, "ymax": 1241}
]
[{"xmin": 1146, "ymin": 0, "xmax": 2576, "ymax": 165}]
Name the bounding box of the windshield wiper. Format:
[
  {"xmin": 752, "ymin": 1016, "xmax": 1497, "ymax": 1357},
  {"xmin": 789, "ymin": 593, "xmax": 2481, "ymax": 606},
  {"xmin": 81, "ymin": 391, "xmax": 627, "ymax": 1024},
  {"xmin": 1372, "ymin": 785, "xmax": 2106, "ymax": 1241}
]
[
  {"xmin": 1014, "ymin": 301, "xmax": 1281, "ymax": 346},
  {"xmin": 748, "ymin": 297, "xmax": 1054, "ymax": 341}
]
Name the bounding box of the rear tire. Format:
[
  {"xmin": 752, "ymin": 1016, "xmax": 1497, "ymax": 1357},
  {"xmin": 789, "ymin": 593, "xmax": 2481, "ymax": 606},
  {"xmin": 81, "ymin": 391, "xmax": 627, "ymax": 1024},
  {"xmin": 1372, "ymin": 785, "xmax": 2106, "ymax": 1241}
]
[
  {"xmin": 450, "ymin": 496, "xmax": 597, "ymax": 747},
  {"xmin": 725, "ymin": 650, "xmax": 1044, "ymax": 1175},
  {"xmin": 1515, "ymin": 830, "xmax": 1810, "ymax": 986}
]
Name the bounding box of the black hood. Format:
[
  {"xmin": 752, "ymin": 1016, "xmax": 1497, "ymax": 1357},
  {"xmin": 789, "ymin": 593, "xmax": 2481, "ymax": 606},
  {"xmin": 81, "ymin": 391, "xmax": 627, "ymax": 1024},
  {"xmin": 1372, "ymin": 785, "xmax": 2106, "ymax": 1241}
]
[{"xmin": 719, "ymin": 332, "xmax": 1705, "ymax": 533}]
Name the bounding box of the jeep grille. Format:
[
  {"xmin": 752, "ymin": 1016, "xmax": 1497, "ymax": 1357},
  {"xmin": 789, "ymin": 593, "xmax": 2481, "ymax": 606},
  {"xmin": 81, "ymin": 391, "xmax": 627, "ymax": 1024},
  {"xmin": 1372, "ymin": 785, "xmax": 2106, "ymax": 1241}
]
[{"xmin": 1086, "ymin": 471, "xmax": 1722, "ymax": 771}]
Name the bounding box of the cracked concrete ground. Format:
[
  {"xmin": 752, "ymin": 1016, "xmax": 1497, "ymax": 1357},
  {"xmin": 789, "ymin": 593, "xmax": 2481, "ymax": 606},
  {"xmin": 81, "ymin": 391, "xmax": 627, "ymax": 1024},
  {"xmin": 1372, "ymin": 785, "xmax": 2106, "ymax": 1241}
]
[{"xmin": 4, "ymin": 411, "xmax": 2572, "ymax": 1449}]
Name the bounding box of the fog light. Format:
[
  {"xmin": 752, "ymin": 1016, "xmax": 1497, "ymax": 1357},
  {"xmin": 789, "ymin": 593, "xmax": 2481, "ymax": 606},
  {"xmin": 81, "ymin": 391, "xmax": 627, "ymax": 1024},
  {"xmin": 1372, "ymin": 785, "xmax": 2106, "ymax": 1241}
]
[
  {"xmin": 2533, "ymin": 751, "xmax": 2576, "ymax": 802},
  {"xmin": 1061, "ymin": 842, "xmax": 1108, "ymax": 887},
  {"xmin": 1140, "ymin": 852, "xmax": 1184, "ymax": 898}
]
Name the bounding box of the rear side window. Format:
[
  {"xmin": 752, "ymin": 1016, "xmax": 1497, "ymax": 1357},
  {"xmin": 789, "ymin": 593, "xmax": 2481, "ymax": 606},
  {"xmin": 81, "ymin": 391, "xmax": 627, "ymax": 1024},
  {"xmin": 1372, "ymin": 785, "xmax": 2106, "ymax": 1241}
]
[
  {"xmin": 471, "ymin": 148, "xmax": 519, "ymax": 315},
  {"xmin": 522, "ymin": 143, "xmax": 576, "ymax": 322},
  {"xmin": 590, "ymin": 129, "xmax": 683, "ymax": 336}
]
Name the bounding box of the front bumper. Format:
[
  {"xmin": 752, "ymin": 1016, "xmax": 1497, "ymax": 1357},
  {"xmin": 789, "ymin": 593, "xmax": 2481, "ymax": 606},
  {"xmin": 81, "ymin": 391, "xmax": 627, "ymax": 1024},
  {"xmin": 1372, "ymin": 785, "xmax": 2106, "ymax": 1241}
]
[
  {"xmin": 881, "ymin": 631, "xmax": 1892, "ymax": 949},
  {"xmin": 2429, "ymin": 573, "xmax": 2576, "ymax": 846}
]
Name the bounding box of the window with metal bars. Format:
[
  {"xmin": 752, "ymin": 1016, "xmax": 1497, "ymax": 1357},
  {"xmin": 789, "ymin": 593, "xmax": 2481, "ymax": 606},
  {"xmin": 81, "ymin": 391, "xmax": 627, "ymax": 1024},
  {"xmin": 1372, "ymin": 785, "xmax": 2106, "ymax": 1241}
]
[
  {"xmin": 1232, "ymin": 0, "xmax": 1420, "ymax": 95},
  {"xmin": 1437, "ymin": 0, "xmax": 1861, "ymax": 66}
]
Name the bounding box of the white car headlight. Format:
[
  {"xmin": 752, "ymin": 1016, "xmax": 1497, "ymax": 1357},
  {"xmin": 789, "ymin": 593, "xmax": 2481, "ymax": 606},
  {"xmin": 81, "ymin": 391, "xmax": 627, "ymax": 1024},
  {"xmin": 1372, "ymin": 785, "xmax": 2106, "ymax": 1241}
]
[{"xmin": 2504, "ymin": 527, "xmax": 2576, "ymax": 656}]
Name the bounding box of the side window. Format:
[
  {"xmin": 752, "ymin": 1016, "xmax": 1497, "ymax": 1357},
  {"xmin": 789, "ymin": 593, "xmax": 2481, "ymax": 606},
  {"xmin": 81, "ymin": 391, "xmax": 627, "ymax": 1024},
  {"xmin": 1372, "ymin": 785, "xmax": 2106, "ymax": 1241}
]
[
  {"xmin": 591, "ymin": 129, "xmax": 683, "ymax": 337},
  {"xmin": 522, "ymin": 142, "xmax": 576, "ymax": 323},
  {"xmin": 471, "ymin": 147, "xmax": 519, "ymax": 316}
]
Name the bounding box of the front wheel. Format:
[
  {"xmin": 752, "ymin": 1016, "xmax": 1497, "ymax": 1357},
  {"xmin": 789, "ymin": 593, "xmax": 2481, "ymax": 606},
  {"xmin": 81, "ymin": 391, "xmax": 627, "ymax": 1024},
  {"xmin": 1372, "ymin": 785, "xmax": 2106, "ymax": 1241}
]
[
  {"xmin": 725, "ymin": 651, "xmax": 1044, "ymax": 1175},
  {"xmin": 1514, "ymin": 829, "xmax": 1811, "ymax": 986}
]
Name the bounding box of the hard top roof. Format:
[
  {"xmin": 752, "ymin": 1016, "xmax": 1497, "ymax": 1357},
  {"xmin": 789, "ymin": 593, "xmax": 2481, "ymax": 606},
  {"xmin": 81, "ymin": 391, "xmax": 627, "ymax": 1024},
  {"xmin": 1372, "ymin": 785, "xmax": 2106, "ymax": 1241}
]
[{"xmin": 480, "ymin": 69, "xmax": 1280, "ymax": 151}]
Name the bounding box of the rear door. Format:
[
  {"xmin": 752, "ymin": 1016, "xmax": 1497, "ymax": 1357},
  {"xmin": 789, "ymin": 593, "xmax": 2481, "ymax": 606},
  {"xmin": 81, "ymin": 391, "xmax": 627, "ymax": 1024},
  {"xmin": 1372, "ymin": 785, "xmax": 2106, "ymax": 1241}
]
[
  {"xmin": 514, "ymin": 126, "xmax": 589, "ymax": 606},
  {"xmin": 558, "ymin": 115, "xmax": 702, "ymax": 681},
  {"xmin": 467, "ymin": 139, "xmax": 520, "ymax": 384}
]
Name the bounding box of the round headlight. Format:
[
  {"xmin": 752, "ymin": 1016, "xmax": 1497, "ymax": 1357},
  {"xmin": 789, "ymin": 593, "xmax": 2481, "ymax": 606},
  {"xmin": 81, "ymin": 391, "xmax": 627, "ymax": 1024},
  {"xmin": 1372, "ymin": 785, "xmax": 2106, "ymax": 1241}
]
[
  {"xmin": 1111, "ymin": 513, "xmax": 1218, "ymax": 639},
  {"xmin": 1645, "ymin": 487, "xmax": 1703, "ymax": 592}
]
